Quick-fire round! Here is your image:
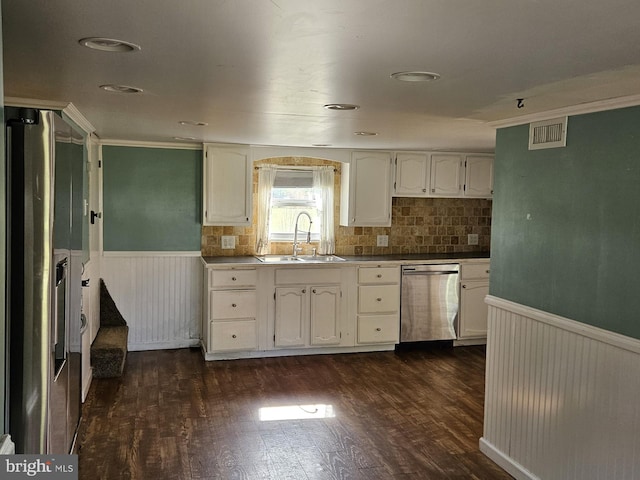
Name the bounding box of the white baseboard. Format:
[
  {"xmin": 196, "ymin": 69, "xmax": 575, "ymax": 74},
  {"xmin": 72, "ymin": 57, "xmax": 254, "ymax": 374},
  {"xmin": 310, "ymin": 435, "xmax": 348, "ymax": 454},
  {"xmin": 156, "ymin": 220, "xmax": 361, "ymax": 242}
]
[
  {"xmin": 81, "ymin": 368, "xmax": 93, "ymax": 403},
  {"xmin": 479, "ymin": 438, "xmax": 539, "ymax": 480},
  {"xmin": 128, "ymin": 339, "xmax": 200, "ymax": 352}
]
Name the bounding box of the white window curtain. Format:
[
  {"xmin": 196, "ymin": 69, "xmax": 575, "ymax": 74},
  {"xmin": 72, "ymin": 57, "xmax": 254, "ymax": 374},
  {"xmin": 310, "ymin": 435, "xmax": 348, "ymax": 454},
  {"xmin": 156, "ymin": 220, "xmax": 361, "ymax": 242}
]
[
  {"xmin": 255, "ymin": 165, "xmax": 278, "ymax": 255},
  {"xmin": 313, "ymin": 166, "xmax": 335, "ymax": 254}
]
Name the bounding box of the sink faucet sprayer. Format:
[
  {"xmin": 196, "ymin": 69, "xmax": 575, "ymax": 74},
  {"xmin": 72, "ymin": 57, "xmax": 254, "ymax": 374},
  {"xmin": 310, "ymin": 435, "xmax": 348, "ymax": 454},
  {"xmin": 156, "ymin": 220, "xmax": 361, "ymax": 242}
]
[{"xmin": 292, "ymin": 211, "xmax": 312, "ymax": 257}]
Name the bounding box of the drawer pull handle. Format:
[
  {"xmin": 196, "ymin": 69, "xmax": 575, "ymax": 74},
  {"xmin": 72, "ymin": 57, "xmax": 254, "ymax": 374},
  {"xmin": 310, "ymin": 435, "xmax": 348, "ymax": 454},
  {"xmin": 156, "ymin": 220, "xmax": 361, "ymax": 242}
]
[
  {"xmin": 486, "ymin": 270, "xmax": 490, "ymax": 274},
  {"xmin": 302, "ymin": 289, "xmax": 306, "ymax": 294},
  {"xmin": 462, "ymin": 285, "xmax": 466, "ymax": 289},
  {"xmin": 377, "ymin": 274, "xmax": 382, "ymax": 278},
  {"xmin": 231, "ymin": 276, "xmax": 237, "ymax": 281},
  {"xmin": 376, "ymin": 327, "xmax": 382, "ymax": 332},
  {"xmin": 376, "ymin": 297, "xmax": 382, "ymax": 302},
  {"xmin": 232, "ymin": 303, "xmax": 237, "ymax": 307},
  {"xmin": 232, "ymin": 334, "xmax": 237, "ymax": 339}
]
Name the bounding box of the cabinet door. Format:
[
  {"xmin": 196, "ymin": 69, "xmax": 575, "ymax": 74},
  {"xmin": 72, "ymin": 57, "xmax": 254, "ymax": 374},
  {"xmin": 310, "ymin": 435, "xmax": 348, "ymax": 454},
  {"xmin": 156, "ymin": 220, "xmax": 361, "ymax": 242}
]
[
  {"xmin": 459, "ymin": 281, "xmax": 489, "ymax": 338},
  {"xmin": 430, "ymin": 154, "xmax": 463, "ymax": 197},
  {"xmin": 203, "ymin": 145, "xmax": 252, "ymax": 226},
  {"xmin": 464, "ymin": 155, "xmax": 493, "ymax": 198},
  {"xmin": 275, "ymin": 287, "xmax": 307, "ymax": 347},
  {"xmin": 394, "ymin": 152, "xmax": 429, "ymax": 196},
  {"xmin": 310, "ymin": 285, "xmax": 341, "ymax": 346},
  {"xmin": 341, "ymin": 151, "xmax": 392, "ymax": 226}
]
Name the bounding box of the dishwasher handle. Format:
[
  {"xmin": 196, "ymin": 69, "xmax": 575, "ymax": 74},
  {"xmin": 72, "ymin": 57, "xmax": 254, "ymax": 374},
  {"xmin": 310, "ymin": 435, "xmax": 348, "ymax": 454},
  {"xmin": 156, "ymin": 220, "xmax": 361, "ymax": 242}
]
[{"xmin": 402, "ymin": 269, "xmax": 459, "ymax": 275}]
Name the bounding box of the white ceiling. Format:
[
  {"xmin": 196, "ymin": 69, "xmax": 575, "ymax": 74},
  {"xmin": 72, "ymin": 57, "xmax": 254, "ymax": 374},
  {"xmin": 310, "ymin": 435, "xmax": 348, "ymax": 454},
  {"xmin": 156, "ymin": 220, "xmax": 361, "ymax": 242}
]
[{"xmin": 4, "ymin": 0, "xmax": 640, "ymax": 151}]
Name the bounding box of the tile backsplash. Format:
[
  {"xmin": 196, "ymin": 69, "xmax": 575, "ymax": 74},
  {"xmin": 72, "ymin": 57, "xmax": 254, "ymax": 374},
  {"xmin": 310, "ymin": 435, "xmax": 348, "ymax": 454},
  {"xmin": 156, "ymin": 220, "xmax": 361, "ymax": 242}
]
[{"xmin": 201, "ymin": 157, "xmax": 491, "ymax": 256}]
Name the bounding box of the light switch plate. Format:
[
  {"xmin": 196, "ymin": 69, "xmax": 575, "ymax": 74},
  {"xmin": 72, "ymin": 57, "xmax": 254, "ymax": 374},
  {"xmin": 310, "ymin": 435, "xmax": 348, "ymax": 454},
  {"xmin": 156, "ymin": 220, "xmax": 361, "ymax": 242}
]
[
  {"xmin": 468, "ymin": 233, "xmax": 479, "ymax": 245},
  {"xmin": 377, "ymin": 235, "xmax": 389, "ymax": 247},
  {"xmin": 221, "ymin": 235, "xmax": 236, "ymax": 249}
]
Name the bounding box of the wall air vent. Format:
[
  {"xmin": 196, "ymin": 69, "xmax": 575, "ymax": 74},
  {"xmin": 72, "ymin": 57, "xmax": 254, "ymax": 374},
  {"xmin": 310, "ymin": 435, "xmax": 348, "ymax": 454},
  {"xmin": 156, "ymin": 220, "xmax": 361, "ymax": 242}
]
[{"xmin": 528, "ymin": 116, "xmax": 568, "ymax": 150}]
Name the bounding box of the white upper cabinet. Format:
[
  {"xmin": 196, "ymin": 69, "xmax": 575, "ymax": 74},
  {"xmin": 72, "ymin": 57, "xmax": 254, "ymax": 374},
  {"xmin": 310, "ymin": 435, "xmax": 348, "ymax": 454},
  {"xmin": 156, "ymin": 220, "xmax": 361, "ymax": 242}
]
[
  {"xmin": 202, "ymin": 144, "xmax": 252, "ymax": 226},
  {"xmin": 430, "ymin": 153, "xmax": 464, "ymax": 197},
  {"xmin": 392, "ymin": 152, "xmax": 494, "ymax": 199},
  {"xmin": 393, "ymin": 152, "xmax": 430, "ymax": 196},
  {"xmin": 464, "ymin": 155, "xmax": 494, "ymax": 197},
  {"xmin": 340, "ymin": 151, "xmax": 393, "ymax": 227}
]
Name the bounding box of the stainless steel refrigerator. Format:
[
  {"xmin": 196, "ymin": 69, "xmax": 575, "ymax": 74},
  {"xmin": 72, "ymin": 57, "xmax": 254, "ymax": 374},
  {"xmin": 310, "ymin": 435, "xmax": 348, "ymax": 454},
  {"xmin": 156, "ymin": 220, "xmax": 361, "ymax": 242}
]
[{"xmin": 5, "ymin": 108, "xmax": 83, "ymax": 454}]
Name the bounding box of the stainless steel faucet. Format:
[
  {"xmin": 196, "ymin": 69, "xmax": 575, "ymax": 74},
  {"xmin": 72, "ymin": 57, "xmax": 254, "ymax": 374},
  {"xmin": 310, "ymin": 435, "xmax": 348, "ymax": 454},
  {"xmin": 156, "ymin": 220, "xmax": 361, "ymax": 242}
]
[{"xmin": 292, "ymin": 211, "xmax": 312, "ymax": 257}]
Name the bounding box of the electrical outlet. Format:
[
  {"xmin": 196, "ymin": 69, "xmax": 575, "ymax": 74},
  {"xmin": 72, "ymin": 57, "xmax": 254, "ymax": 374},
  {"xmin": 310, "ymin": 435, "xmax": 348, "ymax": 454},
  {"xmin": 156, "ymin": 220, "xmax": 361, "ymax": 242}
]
[
  {"xmin": 221, "ymin": 235, "xmax": 236, "ymax": 249},
  {"xmin": 377, "ymin": 235, "xmax": 389, "ymax": 247},
  {"xmin": 468, "ymin": 233, "xmax": 479, "ymax": 245}
]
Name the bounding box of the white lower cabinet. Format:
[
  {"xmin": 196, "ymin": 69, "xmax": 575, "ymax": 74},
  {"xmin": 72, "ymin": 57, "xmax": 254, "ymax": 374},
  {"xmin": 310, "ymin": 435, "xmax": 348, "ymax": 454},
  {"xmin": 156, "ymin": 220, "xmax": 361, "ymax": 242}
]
[
  {"xmin": 274, "ymin": 268, "xmax": 343, "ymax": 349},
  {"xmin": 274, "ymin": 287, "xmax": 306, "ymax": 347},
  {"xmin": 310, "ymin": 285, "xmax": 341, "ymax": 346},
  {"xmin": 458, "ymin": 261, "xmax": 490, "ymax": 340},
  {"xmin": 210, "ymin": 320, "xmax": 257, "ymax": 352},
  {"xmin": 203, "ymin": 267, "xmax": 258, "ymax": 353},
  {"xmin": 356, "ymin": 266, "xmax": 400, "ymax": 345},
  {"xmin": 357, "ymin": 315, "xmax": 399, "ymax": 344}
]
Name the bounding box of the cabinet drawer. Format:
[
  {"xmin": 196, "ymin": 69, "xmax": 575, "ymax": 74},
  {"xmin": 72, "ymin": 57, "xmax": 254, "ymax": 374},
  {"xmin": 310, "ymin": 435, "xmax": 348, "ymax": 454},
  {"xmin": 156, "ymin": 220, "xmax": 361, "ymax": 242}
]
[
  {"xmin": 358, "ymin": 266, "xmax": 400, "ymax": 284},
  {"xmin": 358, "ymin": 285, "xmax": 400, "ymax": 313},
  {"xmin": 209, "ymin": 268, "xmax": 257, "ymax": 288},
  {"xmin": 461, "ymin": 262, "xmax": 490, "ymax": 281},
  {"xmin": 210, "ymin": 290, "xmax": 256, "ymax": 319},
  {"xmin": 357, "ymin": 315, "xmax": 399, "ymax": 344},
  {"xmin": 210, "ymin": 320, "xmax": 257, "ymax": 351},
  {"xmin": 275, "ymin": 267, "xmax": 341, "ymax": 285}
]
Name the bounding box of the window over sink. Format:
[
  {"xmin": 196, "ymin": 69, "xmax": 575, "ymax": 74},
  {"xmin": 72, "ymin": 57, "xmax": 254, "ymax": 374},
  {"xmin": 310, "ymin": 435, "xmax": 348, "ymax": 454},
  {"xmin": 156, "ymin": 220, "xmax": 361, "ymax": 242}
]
[
  {"xmin": 255, "ymin": 165, "xmax": 335, "ymax": 255},
  {"xmin": 269, "ymin": 169, "xmax": 320, "ymax": 242}
]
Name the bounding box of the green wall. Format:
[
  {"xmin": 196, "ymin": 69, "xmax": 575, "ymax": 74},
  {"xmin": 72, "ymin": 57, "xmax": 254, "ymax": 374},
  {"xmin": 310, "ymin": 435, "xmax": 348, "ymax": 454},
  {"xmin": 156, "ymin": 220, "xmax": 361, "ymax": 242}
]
[
  {"xmin": 491, "ymin": 105, "xmax": 640, "ymax": 339},
  {"xmin": 102, "ymin": 146, "xmax": 202, "ymax": 251}
]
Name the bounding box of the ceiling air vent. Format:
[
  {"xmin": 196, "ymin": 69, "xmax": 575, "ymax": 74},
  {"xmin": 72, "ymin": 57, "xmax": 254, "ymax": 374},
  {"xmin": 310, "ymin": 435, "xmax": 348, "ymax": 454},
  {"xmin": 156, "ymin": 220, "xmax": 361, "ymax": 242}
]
[{"xmin": 528, "ymin": 116, "xmax": 567, "ymax": 150}]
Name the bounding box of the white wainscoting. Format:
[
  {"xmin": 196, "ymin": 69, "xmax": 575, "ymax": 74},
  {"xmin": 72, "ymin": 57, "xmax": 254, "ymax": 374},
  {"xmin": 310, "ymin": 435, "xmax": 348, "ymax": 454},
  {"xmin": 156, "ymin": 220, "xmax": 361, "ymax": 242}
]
[
  {"xmin": 101, "ymin": 252, "xmax": 202, "ymax": 351},
  {"xmin": 481, "ymin": 295, "xmax": 640, "ymax": 480}
]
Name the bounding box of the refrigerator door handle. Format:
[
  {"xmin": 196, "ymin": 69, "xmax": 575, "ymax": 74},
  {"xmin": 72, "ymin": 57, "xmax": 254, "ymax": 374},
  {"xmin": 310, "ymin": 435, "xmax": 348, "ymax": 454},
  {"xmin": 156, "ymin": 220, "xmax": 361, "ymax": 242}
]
[{"xmin": 55, "ymin": 259, "xmax": 68, "ymax": 286}]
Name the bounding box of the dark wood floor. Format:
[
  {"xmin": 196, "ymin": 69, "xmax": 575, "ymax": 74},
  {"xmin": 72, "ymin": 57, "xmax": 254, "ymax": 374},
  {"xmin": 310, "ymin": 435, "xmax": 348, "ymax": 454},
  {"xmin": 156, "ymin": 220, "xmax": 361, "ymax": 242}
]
[{"xmin": 77, "ymin": 346, "xmax": 512, "ymax": 480}]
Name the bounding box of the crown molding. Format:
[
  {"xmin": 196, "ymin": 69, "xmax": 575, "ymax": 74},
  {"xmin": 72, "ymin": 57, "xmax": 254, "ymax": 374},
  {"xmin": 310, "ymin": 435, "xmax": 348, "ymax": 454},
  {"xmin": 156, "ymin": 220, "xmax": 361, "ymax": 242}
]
[
  {"xmin": 62, "ymin": 103, "xmax": 97, "ymax": 135},
  {"xmin": 489, "ymin": 93, "xmax": 640, "ymax": 129},
  {"xmin": 100, "ymin": 139, "xmax": 203, "ymax": 150},
  {"xmin": 4, "ymin": 96, "xmax": 68, "ymax": 110}
]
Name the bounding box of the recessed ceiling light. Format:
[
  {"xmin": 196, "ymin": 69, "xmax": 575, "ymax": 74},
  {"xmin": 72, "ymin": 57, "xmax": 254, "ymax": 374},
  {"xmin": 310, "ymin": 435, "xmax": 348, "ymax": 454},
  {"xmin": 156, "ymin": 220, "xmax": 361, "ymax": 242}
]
[
  {"xmin": 79, "ymin": 37, "xmax": 141, "ymax": 52},
  {"xmin": 324, "ymin": 104, "xmax": 360, "ymax": 111},
  {"xmin": 178, "ymin": 120, "xmax": 208, "ymax": 127},
  {"xmin": 99, "ymin": 84, "xmax": 143, "ymax": 93},
  {"xmin": 354, "ymin": 131, "xmax": 378, "ymax": 136},
  {"xmin": 390, "ymin": 71, "xmax": 441, "ymax": 82}
]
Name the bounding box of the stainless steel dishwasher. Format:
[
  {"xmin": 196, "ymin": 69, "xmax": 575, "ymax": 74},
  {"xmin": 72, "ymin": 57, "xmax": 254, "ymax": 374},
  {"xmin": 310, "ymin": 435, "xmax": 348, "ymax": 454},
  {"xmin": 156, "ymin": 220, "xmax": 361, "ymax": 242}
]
[{"xmin": 400, "ymin": 264, "xmax": 460, "ymax": 342}]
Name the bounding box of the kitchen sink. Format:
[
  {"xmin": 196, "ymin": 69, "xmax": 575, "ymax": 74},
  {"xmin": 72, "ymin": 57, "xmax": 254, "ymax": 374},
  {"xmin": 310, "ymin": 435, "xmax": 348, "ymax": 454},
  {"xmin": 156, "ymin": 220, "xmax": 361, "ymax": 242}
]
[{"xmin": 255, "ymin": 255, "xmax": 346, "ymax": 263}]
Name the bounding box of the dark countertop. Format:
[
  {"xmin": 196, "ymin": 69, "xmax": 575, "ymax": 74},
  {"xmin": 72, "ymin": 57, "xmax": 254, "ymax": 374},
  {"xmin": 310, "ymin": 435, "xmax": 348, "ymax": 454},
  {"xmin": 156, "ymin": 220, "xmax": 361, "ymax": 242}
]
[
  {"xmin": 339, "ymin": 252, "xmax": 490, "ymax": 262},
  {"xmin": 202, "ymin": 251, "xmax": 490, "ymax": 266}
]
